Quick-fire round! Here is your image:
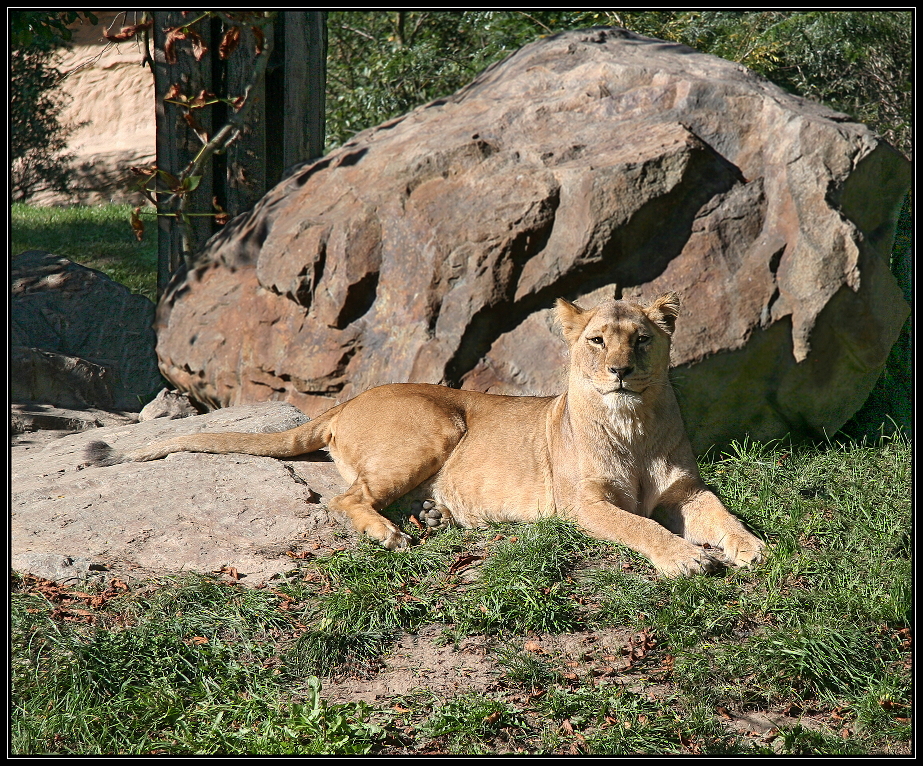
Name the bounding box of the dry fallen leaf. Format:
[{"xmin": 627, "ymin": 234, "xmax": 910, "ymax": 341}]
[
  {"xmin": 449, "ymin": 553, "xmax": 483, "ymax": 574},
  {"xmin": 130, "ymin": 206, "xmax": 145, "ymax": 241}
]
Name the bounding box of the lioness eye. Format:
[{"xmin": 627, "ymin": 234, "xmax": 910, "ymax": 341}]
[
  {"xmin": 588, "ymin": 336, "xmax": 604, "ymax": 346},
  {"xmin": 636, "ymin": 334, "xmax": 651, "ymax": 345}
]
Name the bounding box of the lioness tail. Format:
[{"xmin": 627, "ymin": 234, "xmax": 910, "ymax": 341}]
[
  {"xmin": 84, "ymin": 440, "xmax": 128, "ymax": 467},
  {"xmin": 82, "ymin": 411, "xmax": 334, "ymax": 466}
]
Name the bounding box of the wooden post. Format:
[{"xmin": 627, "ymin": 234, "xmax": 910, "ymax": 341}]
[
  {"xmin": 153, "ymin": 11, "xmax": 327, "ymax": 297},
  {"xmin": 283, "ymin": 12, "xmax": 327, "ymax": 166},
  {"xmin": 153, "ymin": 10, "xmax": 215, "ymax": 295},
  {"xmin": 225, "ymin": 23, "xmax": 269, "ymax": 219}
]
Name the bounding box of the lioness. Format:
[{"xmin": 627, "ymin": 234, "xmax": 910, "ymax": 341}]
[{"xmin": 86, "ymin": 293, "xmax": 764, "ymax": 576}]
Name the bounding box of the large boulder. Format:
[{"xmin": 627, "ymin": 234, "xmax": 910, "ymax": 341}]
[
  {"xmin": 156, "ymin": 27, "xmax": 910, "ymax": 452},
  {"xmin": 11, "ymin": 251, "xmax": 163, "ymax": 412}
]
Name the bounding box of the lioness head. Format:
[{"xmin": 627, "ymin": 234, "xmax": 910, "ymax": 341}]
[{"xmin": 555, "ymin": 293, "xmax": 679, "ymax": 396}]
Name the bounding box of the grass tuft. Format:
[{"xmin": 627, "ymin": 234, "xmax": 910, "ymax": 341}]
[{"xmin": 446, "ymin": 517, "xmax": 598, "ymax": 636}]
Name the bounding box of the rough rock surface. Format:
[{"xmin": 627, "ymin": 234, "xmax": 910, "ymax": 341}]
[
  {"xmin": 11, "ymin": 250, "xmax": 163, "ymax": 412},
  {"xmin": 11, "ymin": 403, "xmax": 351, "ymax": 585},
  {"xmin": 156, "ymin": 27, "xmax": 910, "ymax": 452},
  {"xmin": 11, "ymin": 402, "xmax": 137, "ymax": 435}
]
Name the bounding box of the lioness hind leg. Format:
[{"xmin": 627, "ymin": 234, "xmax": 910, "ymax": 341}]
[
  {"xmin": 410, "ymin": 499, "xmax": 454, "ymax": 530},
  {"xmin": 329, "ymin": 482, "xmax": 412, "ymax": 550}
]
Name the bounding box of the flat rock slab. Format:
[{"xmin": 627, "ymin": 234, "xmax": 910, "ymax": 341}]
[
  {"xmin": 11, "ymin": 403, "xmax": 352, "ymax": 586},
  {"xmin": 11, "ymin": 402, "xmax": 138, "ymax": 434}
]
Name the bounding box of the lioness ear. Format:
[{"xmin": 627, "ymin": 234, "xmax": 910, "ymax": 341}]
[
  {"xmin": 645, "ymin": 292, "xmax": 680, "ymax": 335},
  {"xmin": 555, "ymin": 298, "xmax": 590, "ymax": 345}
]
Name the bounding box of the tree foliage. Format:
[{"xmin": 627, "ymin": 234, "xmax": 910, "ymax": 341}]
[
  {"xmin": 325, "ymin": 11, "xmax": 912, "ymax": 158},
  {"xmin": 10, "ymin": 10, "xmax": 97, "ymax": 49},
  {"xmin": 325, "ymin": 11, "xmax": 570, "ymax": 150},
  {"xmin": 10, "ymin": 48, "xmax": 72, "ymax": 201},
  {"xmin": 646, "ymin": 11, "xmax": 912, "ymax": 156}
]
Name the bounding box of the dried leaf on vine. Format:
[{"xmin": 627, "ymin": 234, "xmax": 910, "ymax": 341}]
[
  {"xmin": 220, "ymin": 26, "xmax": 241, "ymax": 59},
  {"xmin": 189, "ymin": 30, "xmax": 208, "ymax": 61},
  {"xmin": 163, "ymin": 27, "xmax": 183, "ymax": 64},
  {"xmin": 190, "ymin": 89, "xmax": 217, "ymax": 109},
  {"xmin": 183, "ymin": 111, "xmax": 209, "ymax": 142},
  {"xmin": 252, "ymin": 26, "xmax": 265, "ymax": 55},
  {"xmin": 165, "ymin": 83, "xmax": 184, "ymax": 101},
  {"xmin": 130, "ymin": 207, "xmax": 145, "ymax": 242},
  {"xmin": 130, "ymin": 164, "xmax": 158, "ymax": 178},
  {"xmin": 103, "ymin": 20, "xmax": 152, "ymax": 42},
  {"xmin": 213, "ymin": 197, "xmax": 230, "ymax": 226},
  {"xmin": 163, "ymin": 26, "xmax": 208, "ymax": 63}
]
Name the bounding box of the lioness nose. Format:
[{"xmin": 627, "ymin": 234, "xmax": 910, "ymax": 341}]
[{"xmin": 608, "ymin": 365, "xmax": 633, "ymax": 379}]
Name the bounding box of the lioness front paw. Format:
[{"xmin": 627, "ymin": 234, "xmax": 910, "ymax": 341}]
[
  {"xmin": 714, "ymin": 531, "xmax": 765, "ymax": 569},
  {"xmin": 410, "ymin": 499, "xmax": 454, "ymax": 531},
  {"xmin": 651, "ymin": 541, "xmax": 721, "ymax": 578}
]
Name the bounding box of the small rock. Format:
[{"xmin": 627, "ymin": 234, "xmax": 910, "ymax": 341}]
[{"xmin": 139, "ymin": 388, "xmax": 206, "ymax": 421}]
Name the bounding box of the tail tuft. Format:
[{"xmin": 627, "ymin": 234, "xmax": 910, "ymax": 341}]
[{"xmin": 83, "ymin": 440, "xmax": 128, "ymax": 467}]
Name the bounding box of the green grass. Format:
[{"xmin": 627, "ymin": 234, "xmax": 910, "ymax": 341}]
[
  {"xmin": 443, "ymin": 518, "xmax": 602, "ymax": 636},
  {"xmin": 421, "ymin": 693, "xmax": 527, "ymax": 753},
  {"xmin": 10, "ymin": 574, "xmax": 382, "ymax": 754},
  {"xmin": 11, "ymin": 203, "xmax": 159, "ymax": 301},
  {"xmin": 11, "ymin": 433, "xmax": 912, "ymax": 755}
]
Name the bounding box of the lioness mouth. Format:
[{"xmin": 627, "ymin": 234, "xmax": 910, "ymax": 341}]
[{"xmin": 599, "ymin": 378, "xmax": 648, "ymax": 395}]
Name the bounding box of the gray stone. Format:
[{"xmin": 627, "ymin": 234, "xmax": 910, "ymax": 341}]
[
  {"xmin": 11, "ymin": 251, "xmax": 163, "ymax": 412},
  {"xmin": 11, "ymin": 346, "xmax": 116, "ymax": 410},
  {"xmin": 138, "ymin": 388, "xmax": 205, "ymax": 421},
  {"xmin": 11, "ymin": 553, "xmax": 111, "ymax": 586},
  {"xmin": 11, "ymin": 402, "xmax": 136, "ymax": 434},
  {"xmin": 11, "ymin": 403, "xmax": 350, "ymax": 585}
]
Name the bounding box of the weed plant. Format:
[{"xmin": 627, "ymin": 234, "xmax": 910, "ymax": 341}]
[{"xmin": 422, "ymin": 693, "xmax": 526, "ymax": 753}]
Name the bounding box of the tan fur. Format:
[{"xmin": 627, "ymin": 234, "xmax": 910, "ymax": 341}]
[{"xmin": 120, "ymin": 294, "xmax": 765, "ymax": 576}]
